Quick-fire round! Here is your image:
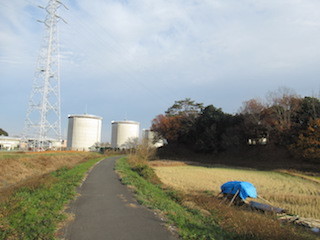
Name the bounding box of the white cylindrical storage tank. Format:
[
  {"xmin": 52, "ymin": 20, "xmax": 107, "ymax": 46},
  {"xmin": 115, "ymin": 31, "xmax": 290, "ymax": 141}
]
[
  {"xmin": 142, "ymin": 129, "xmax": 164, "ymax": 148},
  {"xmin": 111, "ymin": 120, "xmax": 140, "ymax": 149},
  {"xmin": 67, "ymin": 114, "xmax": 102, "ymax": 151}
]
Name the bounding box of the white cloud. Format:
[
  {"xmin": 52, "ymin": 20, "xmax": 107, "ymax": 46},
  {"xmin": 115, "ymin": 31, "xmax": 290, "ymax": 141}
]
[
  {"xmin": 2, "ymin": 0, "xmax": 320, "ymax": 139},
  {"xmin": 0, "ymin": 1, "xmax": 43, "ymax": 67}
]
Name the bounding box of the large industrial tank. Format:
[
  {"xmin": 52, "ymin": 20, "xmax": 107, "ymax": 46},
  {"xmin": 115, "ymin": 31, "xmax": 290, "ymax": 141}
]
[
  {"xmin": 67, "ymin": 114, "xmax": 102, "ymax": 151},
  {"xmin": 111, "ymin": 120, "xmax": 140, "ymax": 149}
]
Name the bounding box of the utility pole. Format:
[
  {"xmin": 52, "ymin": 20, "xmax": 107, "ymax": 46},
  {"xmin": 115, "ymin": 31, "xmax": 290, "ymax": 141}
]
[{"xmin": 23, "ymin": 0, "xmax": 67, "ymax": 151}]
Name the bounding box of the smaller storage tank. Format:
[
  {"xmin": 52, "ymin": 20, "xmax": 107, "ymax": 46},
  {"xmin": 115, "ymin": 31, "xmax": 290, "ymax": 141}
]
[
  {"xmin": 142, "ymin": 129, "xmax": 165, "ymax": 148},
  {"xmin": 111, "ymin": 120, "xmax": 140, "ymax": 149},
  {"xmin": 67, "ymin": 114, "xmax": 102, "ymax": 151}
]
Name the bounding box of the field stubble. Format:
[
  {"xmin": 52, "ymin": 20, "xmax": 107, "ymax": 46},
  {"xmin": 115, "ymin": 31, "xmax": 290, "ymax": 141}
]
[{"xmin": 152, "ymin": 161, "xmax": 320, "ymax": 219}]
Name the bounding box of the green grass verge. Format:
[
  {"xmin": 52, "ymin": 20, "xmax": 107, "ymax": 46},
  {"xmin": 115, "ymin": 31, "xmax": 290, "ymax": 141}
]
[
  {"xmin": 115, "ymin": 157, "xmax": 230, "ymax": 240},
  {"xmin": 0, "ymin": 156, "xmax": 105, "ymax": 240}
]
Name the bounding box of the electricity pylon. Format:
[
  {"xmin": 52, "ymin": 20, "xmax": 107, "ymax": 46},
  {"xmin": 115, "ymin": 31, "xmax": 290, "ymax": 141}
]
[{"xmin": 23, "ymin": 0, "xmax": 67, "ymax": 151}]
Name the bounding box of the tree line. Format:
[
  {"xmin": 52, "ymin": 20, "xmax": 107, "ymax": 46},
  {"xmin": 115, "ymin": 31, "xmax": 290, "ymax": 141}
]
[{"xmin": 151, "ymin": 88, "xmax": 320, "ymax": 161}]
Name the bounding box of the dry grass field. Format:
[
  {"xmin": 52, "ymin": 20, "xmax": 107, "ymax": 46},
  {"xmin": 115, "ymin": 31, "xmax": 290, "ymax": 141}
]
[
  {"xmin": 152, "ymin": 161, "xmax": 320, "ymax": 219},
  {"xmin": 0, "ymin": 151, "xmax": 101, "ymax": 191}
]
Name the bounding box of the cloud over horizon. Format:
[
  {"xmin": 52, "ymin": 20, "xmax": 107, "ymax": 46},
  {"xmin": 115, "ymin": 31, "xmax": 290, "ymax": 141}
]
[{"xmin": 1, "ymin": 0, "xmax": 320, "ymax": 141}]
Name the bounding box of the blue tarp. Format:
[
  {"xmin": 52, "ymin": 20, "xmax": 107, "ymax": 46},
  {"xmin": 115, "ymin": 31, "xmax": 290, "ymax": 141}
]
[{"xmin": 220, "ymin": 181, "xmax": 257, "ymax": 200}]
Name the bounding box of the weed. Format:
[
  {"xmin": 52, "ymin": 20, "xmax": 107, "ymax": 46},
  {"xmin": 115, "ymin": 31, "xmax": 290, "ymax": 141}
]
[
  {"xmin": 0, "ymin": 156, "xmax": 104, "ymax": 239},
  {"xmin": 127, "ymin": 142, "xmax": 161, "ymax": 184},
  {"xmin": 115, "ymin": 157, "xmax": 229, "ymax": 240}
]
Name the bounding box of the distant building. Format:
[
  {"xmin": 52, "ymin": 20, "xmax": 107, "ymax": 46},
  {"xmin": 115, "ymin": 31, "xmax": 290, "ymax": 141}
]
[
  {"xmin": 0, "ymin": 136, "xmax": 66, "ymax": 151},
  {"xmin": 67, "ymin": 114, "xmax": 102, "ymax": 151},
  {"xmin": 22, "ymin": 138, "xmax": 66, "ymax": 151},
  {"xmin": 142, "ymin": 129, "xmax": 165, "ymax": 148},
  {"xmin": 0, "ymin": 136, "xmax": 20, "ymax": 150},
  {"xmin": 248, "ymin": 137, "xmax": 268, "ymax": 145}
]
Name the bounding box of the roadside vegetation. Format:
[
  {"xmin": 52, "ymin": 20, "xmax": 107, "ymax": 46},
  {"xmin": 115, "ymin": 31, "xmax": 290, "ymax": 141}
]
[
  {"xmin": 121, "ymin": 145, "xmax": 318, "ymax": 240},
  {"xmin": 0, "ymin": 153, "xmax": 104, "ymax": 239},
  {"xmin": 0, "ymin": 151, "xmax": 101, "ymax": 191},
  {"xmin": 116, "ymin": 156, "xmax": 229, "ymax": 240}
]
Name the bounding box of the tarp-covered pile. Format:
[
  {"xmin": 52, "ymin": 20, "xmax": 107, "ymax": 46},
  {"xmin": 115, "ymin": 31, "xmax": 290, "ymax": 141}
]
[{"xmin": 221, "ymin": 181, "xmax": 257, "ymax": 200}]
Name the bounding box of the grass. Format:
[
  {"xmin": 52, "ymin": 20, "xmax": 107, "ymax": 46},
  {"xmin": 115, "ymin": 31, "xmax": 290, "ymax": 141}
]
[
  {"xmin": 184, "ymin": 194, "xmax": 316, "ymax": 240},
  {"xmin": 153, "ymin": 164, "xmax": 320, "ymax": 219},
  {"xmin": 117, "ymin": 157, "xmax": 318, "ymax": 240},
  {"xmin": 115, "ymin": 157, "xmax": 229, "ymax": 240},
  {"xmin": 0, "ymin": 151, "xmax": 101, "ymax": 190},
  {"xmin": 0, "ymin": 155, "xmax": 105, "ymax": 240}
]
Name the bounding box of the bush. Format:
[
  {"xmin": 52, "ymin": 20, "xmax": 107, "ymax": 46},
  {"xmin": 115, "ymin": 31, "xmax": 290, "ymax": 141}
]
[
  {"xmin": 127, "ymin": 142, "xmax": 160, "ymax": 184},
  {"xmin": 131, "ymin": 163, "xmax": 153, "ymax": 179}
]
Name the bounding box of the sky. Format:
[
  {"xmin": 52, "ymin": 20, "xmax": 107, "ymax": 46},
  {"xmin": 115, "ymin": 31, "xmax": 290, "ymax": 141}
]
[{"xmin": 1, "ymin": 0, "xmax": 320, "ymax": 142}]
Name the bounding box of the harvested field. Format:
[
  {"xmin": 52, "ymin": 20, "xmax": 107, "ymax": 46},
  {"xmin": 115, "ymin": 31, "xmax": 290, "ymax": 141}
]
[{"xmin": 153, "ymin": 161, "xmax": 320, "ymax": 219}]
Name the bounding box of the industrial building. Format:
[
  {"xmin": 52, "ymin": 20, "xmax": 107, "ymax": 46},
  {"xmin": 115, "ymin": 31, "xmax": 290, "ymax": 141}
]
[
  {"xmin": 67, "ymin": 114, "xmax": 102, "ymax": 151},
  {"xmin": 0, "ymin": 136, "xmax": 21, "ymax": 150},
  {"xmin": 0, "ymin": 136, "xmax": 66, "ymax": 151},
  {"xmin": 111, "ymin": 120, "xmax": 140, "ymax": 149},
  {"xmin": 142, "ymin": 129, "xmax": 165, "ymax": 148},
  {"xmin": 23, "ymin": 138, "xmax": 66, "ymax": 151}
]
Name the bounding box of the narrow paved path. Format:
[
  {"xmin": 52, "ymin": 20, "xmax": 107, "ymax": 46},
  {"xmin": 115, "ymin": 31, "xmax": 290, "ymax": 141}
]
[{"xmin": 62, "ymin": 156, "xmax": 178, "ymax": 240}]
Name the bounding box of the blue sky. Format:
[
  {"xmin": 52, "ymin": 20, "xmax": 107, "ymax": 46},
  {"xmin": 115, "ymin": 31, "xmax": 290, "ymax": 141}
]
[{"xmin": 1, "ymin": 0, "xmax": 320, "ymax": 142}]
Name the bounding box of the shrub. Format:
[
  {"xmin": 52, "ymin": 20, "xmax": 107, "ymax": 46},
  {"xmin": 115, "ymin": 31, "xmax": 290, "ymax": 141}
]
[{"xmin": 127, "ymin": 141, "xmax": 160, "ymax": 184}]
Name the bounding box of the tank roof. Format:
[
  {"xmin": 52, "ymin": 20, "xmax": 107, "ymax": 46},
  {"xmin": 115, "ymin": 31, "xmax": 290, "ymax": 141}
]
[
  {"xmin": 111, "ymin": 120, "xmax": 139, "ymax": 125},
  {"xmin": 68, "ymin": 114, "xmax": 102, "ymax": 120}
]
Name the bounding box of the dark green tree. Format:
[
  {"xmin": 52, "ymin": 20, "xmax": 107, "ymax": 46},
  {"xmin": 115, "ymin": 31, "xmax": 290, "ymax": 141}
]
[
  {"xmin": 165, "ymin": 98, "xmax": 203, "ymax": 117},
  {"xmin": 194, "ymin": 105, "xmax": 235, "ymax": 153},
  {"xmin": 221, "ymin": 114, "xmax": 247, "ymax": 149},
  {"xmin": 294, "ymin": 97, "xmax": 320, "ymax": 128},
  {"xmin": 0, "ymin": 128, "xmax": 8, "ymax": 136}
]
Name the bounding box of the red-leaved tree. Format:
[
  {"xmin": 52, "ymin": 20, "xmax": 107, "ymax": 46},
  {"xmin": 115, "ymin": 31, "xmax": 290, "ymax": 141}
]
[{"xmin": 151, "ymin": 114, "xmax": 184, "ymax": 143}]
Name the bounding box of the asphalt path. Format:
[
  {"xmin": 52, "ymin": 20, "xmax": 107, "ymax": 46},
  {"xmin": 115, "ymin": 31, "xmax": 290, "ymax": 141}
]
[{"xmin": 61, "ymin": 156, "xmax": 178, "ymax": 240}]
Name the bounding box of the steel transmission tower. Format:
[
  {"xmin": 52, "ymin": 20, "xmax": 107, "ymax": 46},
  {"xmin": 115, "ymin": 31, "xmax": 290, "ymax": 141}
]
[{"xmin": 23, "ymin": 0, "xmax": 67, "ymax": 150}]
